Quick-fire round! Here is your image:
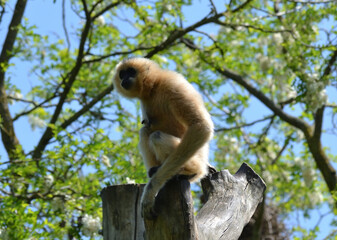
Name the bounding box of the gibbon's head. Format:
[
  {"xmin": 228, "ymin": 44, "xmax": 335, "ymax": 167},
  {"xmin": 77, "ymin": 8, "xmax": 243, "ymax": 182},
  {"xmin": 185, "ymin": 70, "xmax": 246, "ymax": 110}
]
[{"xmin": 113, "ymin": 57, "xmax": 159, "ymax": 99}]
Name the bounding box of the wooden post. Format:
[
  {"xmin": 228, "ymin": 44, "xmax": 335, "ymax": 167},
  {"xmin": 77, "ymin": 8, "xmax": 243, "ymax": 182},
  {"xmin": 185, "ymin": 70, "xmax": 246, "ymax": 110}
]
[
  {"xmin": 101, "ymin": 163, "xmax": 266, "ymax": 240},
  {"xmin": 143, "ymin": 176, "xmax": 198, "ymax": 240},
  {"xmin": 101, "ymin": 184, "xmax": 145, "ymax": 240}
]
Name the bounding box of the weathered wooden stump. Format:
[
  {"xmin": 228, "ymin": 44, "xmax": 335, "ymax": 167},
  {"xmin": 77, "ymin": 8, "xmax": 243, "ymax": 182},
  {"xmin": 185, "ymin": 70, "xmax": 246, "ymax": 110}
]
[{"xmin": 101, "ymin": 163, "xmax": 266, "ymax": 240}]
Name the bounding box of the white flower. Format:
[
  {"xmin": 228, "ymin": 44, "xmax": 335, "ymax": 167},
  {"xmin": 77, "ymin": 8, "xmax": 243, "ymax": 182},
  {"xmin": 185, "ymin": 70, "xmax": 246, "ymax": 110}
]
[
  {"xmin": 96, "ymin": 15, "xmax": 105, "ymax": 26},
  {"xmin": 257, "ymin": 37, "xmax": 268, "ymax": 47},
  {"xmin": 302, "ymin": 167, "xmax": 315, "ymax": 187},
  {"xmin": 272, "ymin": 33, "xmax": 283, "ymax": 45},
  {"xmin": 87, "ymin": 154, "xmax": 97, "ymax": 161},
  {"xmin": 28, "ymin": 115, "xmax": 46, "ymax": 130},
  {"xmin": 222, "ymin": 136, "xmax": 240, "ymax": 154},
  {"xmin": 312, "ymin": 25, "xmax": 319, "ymax": 34},
  {"xmin": 308, "ymin": 72, "xmax": 319, "ymax": 82},
  {"xmin": 308, "ymin": 191, "xmax": 323, "ymax": 207},
  {"xmin": 236, "ymin": 26, "xmax": 245, "ymax": 31},
  {"xmin": 10, "ymin": 91, "xmax": 23, "ymax": 100},
  {"xmin": 303, "ymin": 72, "xmax": 328, "ymax": 112},
  {"xmin": 8, "ymin": 91, "xmax": 23, "ymax": 105},
  {"xmin": 82, "ymin": 214, "xmax": 101, "ymax": 237},
  {"xmin": 222, "ymin": 28, "xmax": 232, "ymax": 34},
  {"xmin": 165, "ymin": 4, "xmax": 172, "ymax": 11},
  {"xmin": 126, "ymin": 177, "xmax": 136, "ymax": 184},
  {"xmin": 158, "ymin": 56, "xmax": 168, "ymax": 63},
  {"xmin": 231, "ymin": 40, "xmax": 240, "ymax": 46},
  {"xmin": 229, "ymin": 137, "xmax": 238, "ymax": 144},
  {"xmin": 305, "ymin": 85, "xmax": 328, "ymax": 112},
  {"xmin": 286, "ymin": 86, "xmax": 297, "ymax": 99},
  {"xmin": 256, "ymin": 53, "xmax": 270, "ymax": 72},
  {"xmin": 44, "ymin": 174, "xmax": 54, "ymax": 188},
  {"xmin": 294, "ymin": 157, "xmax": 302, "ymax": 166},
  {"xmin": 296, "ymin": 130, "xmax": 304, "ymax": 141},
  {"xmin": 52, "ymin": 197, "xmax": 64, "ymax": 211},
  {"xmin": 83, "ymin": 55, "xmax": 91, "ymax": 62},
  {"xmin": 0, "ymin": 228, "xmax": 8, "ymax": 240},
  {"xmin": 101, "ymin": 155, "xmax": 111, "ymax": 167},
  {"xmin": 262, "ymin": 171, "xmax": 273, "ymax": 183}
]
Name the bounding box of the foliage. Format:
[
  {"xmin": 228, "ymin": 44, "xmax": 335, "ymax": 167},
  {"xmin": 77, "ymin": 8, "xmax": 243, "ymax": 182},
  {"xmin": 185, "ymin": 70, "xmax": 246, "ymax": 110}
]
[{"xmin": 0, "ymin": 0, "xmax": 336, "ymax": 239}]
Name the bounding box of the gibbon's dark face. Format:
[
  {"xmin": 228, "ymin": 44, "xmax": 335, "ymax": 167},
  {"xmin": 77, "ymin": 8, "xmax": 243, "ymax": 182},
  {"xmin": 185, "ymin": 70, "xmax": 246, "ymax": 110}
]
[
  {"xmin": 119, "ymin": 67, "xmax": 137, "ymax": 90},
  {"xmin": 114, "ymin": 57, "xmax": 155, "ymax": 98}
]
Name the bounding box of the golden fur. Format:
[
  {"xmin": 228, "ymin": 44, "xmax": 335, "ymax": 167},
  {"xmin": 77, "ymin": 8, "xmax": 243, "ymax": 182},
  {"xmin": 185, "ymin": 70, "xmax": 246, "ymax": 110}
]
[{"xmin": 113, "ymin": 57, "xmax": 213, "ymax": 218}]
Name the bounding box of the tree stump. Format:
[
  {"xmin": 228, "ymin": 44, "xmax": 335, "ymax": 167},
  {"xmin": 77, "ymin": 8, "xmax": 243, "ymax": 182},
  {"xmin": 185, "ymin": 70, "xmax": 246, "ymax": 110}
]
[{"xmin": 101, "ymin": 163, "xmax": 266, "ymax": 240}]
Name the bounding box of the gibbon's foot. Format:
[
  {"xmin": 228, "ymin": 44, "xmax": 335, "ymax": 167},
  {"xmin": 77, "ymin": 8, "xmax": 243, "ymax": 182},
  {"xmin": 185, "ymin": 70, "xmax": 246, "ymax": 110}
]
[
  {"xmin": 148, "ymin": 166, "xmax": 160, "ymax": 178},
  {"xmin": 141, "ymin": 180, "xmax": 158, "ymax": 220},
  {"xmin": 176, "ymin": 174, "xmax": 197, "ymax": 181}
]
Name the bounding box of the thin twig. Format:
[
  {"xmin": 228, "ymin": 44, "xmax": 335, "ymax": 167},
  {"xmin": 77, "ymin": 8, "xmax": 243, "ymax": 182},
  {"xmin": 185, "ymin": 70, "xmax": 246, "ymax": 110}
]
[
  {"xmin": 287, "ymin": 0, "xmax": 336, "ymax": 3},
  {"xmin": 0, "ymin": 1, "xmax": 5, "ymax": 24},
  {"xmin": 215, "ymin": 115, "xmax": 275, "ymax": 132},
  {"xmin": 62, "ymin": 0, "xmax": 71, "ymax": 50},
  {"xmin": 271, "ymin": 134, "xmax": 292, "ymax": 165}
]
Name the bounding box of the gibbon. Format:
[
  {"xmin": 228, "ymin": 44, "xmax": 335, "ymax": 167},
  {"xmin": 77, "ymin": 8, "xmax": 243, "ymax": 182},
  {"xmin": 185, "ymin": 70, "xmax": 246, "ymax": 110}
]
[{"xmin": 113, "ymin": 57, "xmax": 214, "ymax": 218}]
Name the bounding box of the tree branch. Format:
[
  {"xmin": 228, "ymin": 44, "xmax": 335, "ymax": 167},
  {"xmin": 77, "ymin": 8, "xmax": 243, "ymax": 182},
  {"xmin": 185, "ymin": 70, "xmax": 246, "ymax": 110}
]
[
  {"xmin": 31, "ymin": 0, "xmax": 123, "ymax": 161},
  {"xmin": 271, "ymin": 134, "xmax": 292, "ymax": 165},
  {"xmin": 200, "ymin": 58, "xmax": 337, "ymax": 196},
  {"xmin": 210, "ymin": 62, "xmax": 337, "ymax": 194},
  {"xmin": 313, "ymin": 106, "xmax": 324, "ymax": 140},
  {"xmin": 145, "ymin": 11, "xmax": 227, "ymax": 58},
  {"xmin": 287, "ymin": 0, "xmax": 336, "ymax": 3},
  {"xmin": 215, "ymin": 66, "xmax": 312, "ymax": 136},
  {"xmin": 60, "ymin": 84, "xmax": 114, "ymax": 129},
  {"xmin": 32, "ymin": 5, "xmax": 93, "ymax": 161},
  {"xmin": 230, "ymin": 0, "xmax": 253, "ymax": 13},
  {"xmin": 62, "ymin": 0, "xmax": 71, "ymax": 50},
  {"xmin": 11, "ymin": 93, "xmax": 60, "ymax": 121},
  {"xmin": 92, "ymin": 1, "xmax": 120, "ymax": 20},
  {"xmin": 142, "ymin": 0, "xmax": 253, "ymax": 59},
  {"xmin": 215, "ymin": 115, "xmax": 275, "ymax": 132},
  {"xmin": 85, "ymin": 47, "xmax": 154, "ymax": 64},
  {"xmin": 0, "ymin": 1, "xmax": 5, "ymax": 24},
  {"xmin": 321, "ymin": 48, "xmax": 337, "ymax": 80},
  {"xmin": 0, "ymin": 0, "xmax": 27, "ymax": 159}
]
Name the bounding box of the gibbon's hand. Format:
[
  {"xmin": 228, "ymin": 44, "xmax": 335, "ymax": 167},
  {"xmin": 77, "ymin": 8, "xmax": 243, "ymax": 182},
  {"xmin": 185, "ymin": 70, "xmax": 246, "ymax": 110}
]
[
  {"xmin": 141, "ymin": 179, "xmax": 158, "ymax": 219},
  {"xmin": 148, "ymin": 166, "xmax": 160, "ymax": 177}
]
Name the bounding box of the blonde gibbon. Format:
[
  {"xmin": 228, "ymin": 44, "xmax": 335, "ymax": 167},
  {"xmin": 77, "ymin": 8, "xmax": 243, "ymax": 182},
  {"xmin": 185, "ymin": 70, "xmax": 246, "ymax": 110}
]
[{"xmin": 113, "ymin": 57, "xmax": 214, "ymax": 218}]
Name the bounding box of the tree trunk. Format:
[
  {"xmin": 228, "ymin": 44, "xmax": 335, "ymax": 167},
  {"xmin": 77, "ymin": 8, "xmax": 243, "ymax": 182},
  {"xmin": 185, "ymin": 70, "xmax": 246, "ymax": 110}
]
[{"xmin": 101, "ymin": 163, "xmax": 266, "ymax": 240}]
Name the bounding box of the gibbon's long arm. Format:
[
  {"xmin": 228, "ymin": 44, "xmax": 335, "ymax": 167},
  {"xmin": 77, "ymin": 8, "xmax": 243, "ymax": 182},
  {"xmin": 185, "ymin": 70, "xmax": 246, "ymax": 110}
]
[
  {"xmin": 141, "ymin": 88, "xmax": 213, "ymax": 218},
  {"xmin": 154, "ymin": 103, "xmax": 212, "ymax": 182}
]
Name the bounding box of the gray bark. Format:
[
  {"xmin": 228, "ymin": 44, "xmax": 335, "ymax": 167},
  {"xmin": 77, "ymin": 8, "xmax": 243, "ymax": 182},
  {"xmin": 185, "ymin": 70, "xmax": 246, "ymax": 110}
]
[
  {"xmin": 197, "ymin": 163, "xmax": 266, "ymax": 240},
  {"xmin": 101, "ymin": 163, "xmax": 266, "ymax": 240}
]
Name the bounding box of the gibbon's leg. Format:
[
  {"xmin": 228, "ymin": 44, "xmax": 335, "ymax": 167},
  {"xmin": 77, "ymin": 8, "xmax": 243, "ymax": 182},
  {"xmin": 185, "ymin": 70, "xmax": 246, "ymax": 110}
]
[
  {"xmin": 148, "ymin": 131, "xmax": 179, "ymax": 177},
  {"xmin": 139, "ymin": 127, "xmax": 161, "ymax": 174},
  {"xmin": 149, "ymin": 131, "xmax": 180, "ymax": 163},
  {"xmin": 149, "ymin": 131, "xmax": 208, "ymax": 181},
  {"xmin": 180, "ymin": 144, "xmax": 209, "ymax": 182}
]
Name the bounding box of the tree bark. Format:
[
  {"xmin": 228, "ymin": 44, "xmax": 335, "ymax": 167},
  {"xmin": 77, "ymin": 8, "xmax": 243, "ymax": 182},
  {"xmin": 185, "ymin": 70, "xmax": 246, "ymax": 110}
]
[
  {"xmin": 143, "ymin": 176, "xmax": 198, "ymax": 240},
  {"xmin": 101, "ymin": 163, "xmax": 266, "ymax": 240},
  {"xmin": 101, "ymin": 184, "xmax": 145, "ymax": 240},
  {"xmin": 0, "ymin": 0, "xmax": 27, "ymax": 160},
  {"xmin": 197, "ymin": 163, "xmax": 266, "ymax": 240}
]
